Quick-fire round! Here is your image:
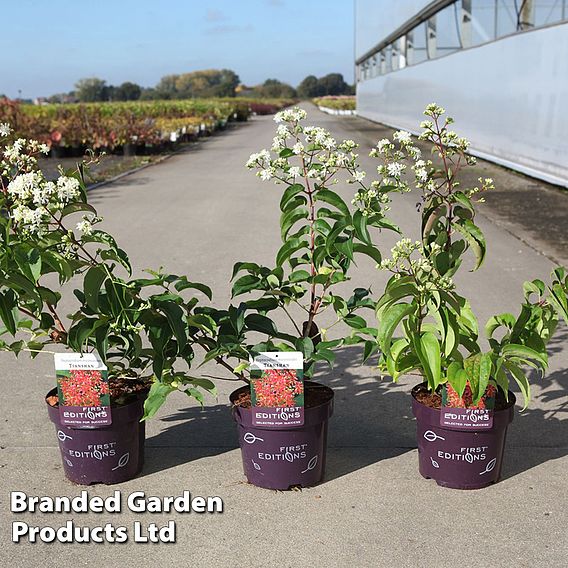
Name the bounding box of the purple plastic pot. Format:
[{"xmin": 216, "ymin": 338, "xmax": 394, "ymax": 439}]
[
  {"xmin": 46, "ymin": 388, "xmax": 146, "ymax": 485},
  {"xmin": 412, "ymin": 385, "xmax": 515, "ymax": 489},
  {"xmin": 231, "ymin": 381, "xmax": 334, "ymax": 490}
]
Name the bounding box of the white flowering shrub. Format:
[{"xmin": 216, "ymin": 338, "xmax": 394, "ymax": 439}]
[
  {"xmin": 199, "ymin": 107, "xmax": 401, "ymax": 378},
  {"xmin": 373, "ymin": 104, "xmax": 568, "ymax": 408},
  {"xmin": 0, "ymin": 126, "xmax": 216, "ymax": 417}
]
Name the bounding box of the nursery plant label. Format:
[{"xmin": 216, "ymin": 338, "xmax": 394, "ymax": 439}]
[
  {"xmin": 250, "ymin": 352, "xmax": 304, "ymax": 428},
  {"xmin": 54, "ymin": 353, "xmax": 111, "ymax": 428},
  {"xmin": 440, "ymin": 384, "xmax": 495, "ymax": 430}
]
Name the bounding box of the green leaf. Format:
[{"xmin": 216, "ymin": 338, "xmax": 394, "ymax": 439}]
[
  {"xmin": 84, "ymin": 266, "xmax": 107, "ymax": 311},
  {"xmin": 463, "ymin": 353, "xmax": 492, "ymax": 403},
  {"xmin": 419, "ymin": 332, "xmax": 442, "ymax": 389},
  {"xmin": 186, "ymin": 387, "xmax": 205, "ymax": 406},
  {"xmin": 353, "ymin": 243, "xmax": 382, "ymax": 264},
  {"xmin": 174, "ymin": 278, "xmax": 213, "ymax": 300},
  {"xmin": 157, "ymin": 301, "xmax": 187, "ymax": 348},
  {"xmin": 353, "ymin": 210, "xmax": 371, "ymax": 245},
  {"xmin": 276, "ymin": 237, "xmax": 306, "ymax": 267},
  {"xmin": 0, "ymin": 291, "xmax": 17, "ymax": 335},
  {"xmin": 231, "ymin": 262, "xmax": 260, "ymax": 280},
  {"xmin": 377, "ymin": 302, "xmax": 414, "ymax": 352},
  {"xmin": 143, "ymin": 382, "xmax": 176, "ymax": 420},
  {"xmin": 362, "ymin": 340, "xmax": 378, "ymax": 364},
  {"xmin": 344, "ymin": 314, "xmax": 367, "ymax": 329},
  {"xmin": 485, "ymin": 313, "xmax": 516, "ymax": 338},
  {"xmin": 280, "ymin": 207, "xmax": 309, "ymax": 240},
  {"xmin": 452, "ymin": 219, "xmax": 486, "ymax": 270},
  {"xmin": 316, "ymin": 189, "xmax": 351, "ymax": 218},
  {"xmin": 60, "ymin": 202, "xmax": 97, "ymax": 218},
  {"xmin": 187, "ymin": 377, "xmax": 217, "ymax": 395},
  {"xmin": 289, "ymin": 269, "xmax": 311, "ymax": 282},
  {"xmin": 447, "ymin": 362, "xmax": 468, "ymax": 398},
  {"xmin": 501, "ymin": 343, "xmax": 547, "ymax": 369},
  {"xmin": 232, "ymin": 275, "xmax": 262, "ymax": 297},
  {"xmin": 1, "ymin": 274, "xmax": 42, "ymax": 310},
  {"xmin": 280, "ymin": 184, "xmax": 305, "ymax": 211},
  {"xmin": 504, "ymin": 361, "xmax": 530, "ymax": 410},
  {"xmin": 494, "ymin": 364, "xmax": 510, "ymax": 401},
  {"xmin": 244, "ymin": 313, "xmax": 278, "ymax": 336},
  {"xmin": 313, "ymin": 346, "xmax": 335, "ymax": 367},
  {"xmin": 295, "ymin": 336, "xmax": 314, "ymax": 360}
]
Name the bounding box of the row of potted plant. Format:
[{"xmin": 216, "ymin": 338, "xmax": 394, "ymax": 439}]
[
  {"xmin": 0, "ymin": 97, "xmax": 296, "ymax": 157},
  {"xmin": 313, "ymin": 96, "xmax": 356, "ymax": 115},
  {"xmin": 0, "ymin": 104, "xmax": 566, "ymax": 490}
]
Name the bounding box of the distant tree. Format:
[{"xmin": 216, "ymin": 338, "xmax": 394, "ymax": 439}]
[
  {"xmin": 155, "ymin": 74, "xmax": 179, "ymax": 99},
  {"xmin": 256, "ymin": 79, "xmax": 297, "ymax": 99},
  {"xmin": 317, "ymin": 73, "xmax": 350, "ymax": 96},
  {"xmin": 112, "ymin": 81, "xmax": 142, "ymax": 101},
  {"xmin": 154, "ymin": 69, "xmax": 240, "ymax": 99},
  {"xmin": 297, "ymin": 75, "xmax": 323, "ymax": 99},
  {"xmin": 75, "ymin": 77, "xmax": 108, "ymax": 102},
  {"xmin": 139, "ymin": 87, "xmax": 159, "ymax": 100}
]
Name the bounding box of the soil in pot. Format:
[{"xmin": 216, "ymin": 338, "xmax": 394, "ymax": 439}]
[
  {"xmin": 231, "ymin": 381, "xmax": 334, "ymax": 491},
  {"xmin": 47, "ymin": 377, "xmax": 150, "ymax": 485},
  {"xmin": 412, "ymin": 383, "xmax": 515, "ymax": 490}
]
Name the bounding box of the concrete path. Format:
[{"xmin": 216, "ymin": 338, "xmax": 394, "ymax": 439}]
[{"xmin": 1, "ymin": 105, "xmax": 567, "ymax": 568}]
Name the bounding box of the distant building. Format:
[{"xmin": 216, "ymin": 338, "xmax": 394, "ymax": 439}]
[{"xmin": 355, "ymin": 0, "xmax": 568, "ymax": 186}]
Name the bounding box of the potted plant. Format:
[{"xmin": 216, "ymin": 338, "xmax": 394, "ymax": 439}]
[
  {"xmin": 191, "ymin": 107, "xmax": 400, "ymax": 490},
  {"xmin": 0, "ymin": 125, "xmax": 216, "ymax": 485},
  {"xmin": 372, "ymin": 104, "xmax": 568, "ymax": 489}
]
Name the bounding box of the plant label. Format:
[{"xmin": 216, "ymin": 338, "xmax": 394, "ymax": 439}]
[
  {"xmin": 440, "ymin": 383, "xmax": 495, "ymax": 430},
  {"xmin": 250, "ymin": 352, "xmax": 304, "ymax": 428},
  {"xmin": 54, "ymin": 352, "xmax": 111, "ymax": 428}
]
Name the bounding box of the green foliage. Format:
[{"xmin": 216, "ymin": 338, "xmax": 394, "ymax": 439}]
[
  {"xmin": 0, "ymin": 130, "xmax": 216, "ymax": 419},
  {"xmin": 191, "ymin": 108, "xmax": 397, "ymax": 381},
  {"xmin": 372, "ymin": 104, "xmax": 568, "ymax": 408}
]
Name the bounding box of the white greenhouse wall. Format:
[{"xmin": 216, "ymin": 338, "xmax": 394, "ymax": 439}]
[
  {"xmin": 355, "ymin": 0, "xmax": 433, "ymax": 58},
  {"xmin": 356, "ymin": 24, "xmax": 568, "ymax": 186}
]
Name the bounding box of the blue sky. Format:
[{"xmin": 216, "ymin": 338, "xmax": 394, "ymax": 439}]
[{"xmin": 1, "ymin": 0, "xmax": 355, "ymax": 98}]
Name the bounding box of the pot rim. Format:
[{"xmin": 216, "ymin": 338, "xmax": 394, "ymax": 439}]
[
  {"xmin": 411, "ymin": 382, "xmax": 517, "ymax": 411},
  {"xmin": 229, "ymin": 380, "xmax": 334, "ymax": 413}
]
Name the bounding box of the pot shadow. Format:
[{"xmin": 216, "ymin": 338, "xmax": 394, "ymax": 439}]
[
  {"xmin": 500, "ymin": 325, "xmax": 568, "ymax": 479},
  {"xmin": 139, "ymin": 344, "xmax": 417, "ymax": 482},
  {"xmin": 314, "ymin": 346, "xmax": 417, "ymax": 482},
  {"xmin": 138, "ymin": 325, "xmax": 568, "ymax": 483},
  {"xmin": 139, "ymin": 401, "xmax": 240, "ymax": 478}
]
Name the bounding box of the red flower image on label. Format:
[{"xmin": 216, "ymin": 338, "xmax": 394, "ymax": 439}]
[
  {"xmin": 446, "ymin": 383, "xmax": 497, "ymax": 409},
  {"xmin": 59, "ymin": 369, "xmax": 109, "ymax": 407},
  {"xmin": 253, "ymin": 369, "xmax": 303, "ymax": 408}
]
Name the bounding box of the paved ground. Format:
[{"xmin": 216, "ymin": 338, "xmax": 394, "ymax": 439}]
[{"xmin": 1, "ymin": 104, "xmax": 567, "ymax": 567}]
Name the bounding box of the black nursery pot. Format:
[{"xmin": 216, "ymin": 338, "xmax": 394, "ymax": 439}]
[
  {"xmin": 122, "ymin": 143, "xmax": 137, "ymax": 157},
  {"xmin": 46, "ymin": 388, "xmax": 146, "ymax": 485},
  {"xmin": 230, "ymin": 381, "xmax": 334, "ymax": 490},
  {"xmin": 411, "ymin": 384, "xmax": 515, "ymax": 490},
  {"xmin": 50, "ymin": 145, "xmax": 68, "ymax": 159}
]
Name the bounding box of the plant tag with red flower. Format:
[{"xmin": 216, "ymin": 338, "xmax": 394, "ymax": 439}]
[
  {"xmin": 440, "ymin": 383, "xmax": 496, "ymax": 430},
  {"xmin": 55, "ymin": 353, "xmax": 111, "ymax": 428},
  {"xmin": 250, "ymin": 352, "xmax": 304, "ymax": 428}
]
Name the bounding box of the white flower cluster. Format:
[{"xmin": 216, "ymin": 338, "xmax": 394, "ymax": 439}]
[
  {"xmin": 76, "ymin": 216, "xmax": 94, "ymax": 236},
  {"xmin": 246, "ymin": 108, "xmax": 362, "ymax": 188},
  {"xmin": 0, "ymin": 123, "xmax": 11, "ymax": 137},
  {"xmin": 246, "ymin": 108, "xmax": 403, "ymax": 221},
  {"xmin": 273, "ymin": 107, "xmax": 307, "ymax": 124},
  {"xmin": 1, "ymin": 135, "xmax": 50, "ymax": 176},
  {"xmin": 1, "ymin": 129, "xmax": 96, "ymax": 237},
  {"xmin": 379, "ymin": 238, "xmax": 453, "ymax": 291},
  {"xmin": 6, "ymin": 172, "xmax": 84, "ymax": 235},
  {"xmin": 465, "ymin": 177, "xmax": 494, "ymax": 202}
]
